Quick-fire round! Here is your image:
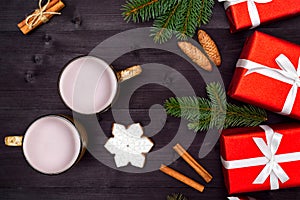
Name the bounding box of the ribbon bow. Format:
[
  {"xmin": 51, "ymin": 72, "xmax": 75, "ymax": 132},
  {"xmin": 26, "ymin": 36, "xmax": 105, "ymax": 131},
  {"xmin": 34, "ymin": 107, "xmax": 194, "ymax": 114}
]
[
  {"xmin": 252, "ymin": 125, "xmax": 289, "ymax": 189},
  {"xmin": 221, "ymin": 125, "xmax": 300, "ymax": 190},
  {"xmin": 237, "ymin": 54, "xmax": 300, "ymax": 115},
  {"xmin": 25, "ymin": 0, "xmax": 61, "ymax": 30},
  {"xmin": 218, "ymin": 0, "xmax": 272, "ymax": 27}
]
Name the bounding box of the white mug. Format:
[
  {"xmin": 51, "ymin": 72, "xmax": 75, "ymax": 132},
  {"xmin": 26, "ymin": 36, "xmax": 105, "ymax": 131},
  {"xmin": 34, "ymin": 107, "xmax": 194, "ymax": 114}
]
[
  {"xmin": 58, "ymin": 56, "xmax": 142, "ymax": 114},
  {"xmin": 4, "ymin": 115, "xmax": 87, "ymax": 175}
]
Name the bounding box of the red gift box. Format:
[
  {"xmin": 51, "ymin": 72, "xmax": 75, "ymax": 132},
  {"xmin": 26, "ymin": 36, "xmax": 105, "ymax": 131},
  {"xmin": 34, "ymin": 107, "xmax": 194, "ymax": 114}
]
[
  {"xmin": 228, "ymin": 31, "xmax": 300, "ymax": 119},
  {"xmin": 221, "ymin": 123, "xmax": 300, "ymax": 194},
  {"xmin": 219, "ymin": 0, "xmax": 300, "ymax": 33}
]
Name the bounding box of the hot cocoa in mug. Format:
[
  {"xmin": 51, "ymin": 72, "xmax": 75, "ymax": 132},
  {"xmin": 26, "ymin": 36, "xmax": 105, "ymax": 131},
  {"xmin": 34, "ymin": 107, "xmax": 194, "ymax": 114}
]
[
  {"xmin": 4, "ymin": 115, "xmax": 87, "ymax": 174},
  {"xmin": 59, "ymin": 56, "xmax": 142, "ymax": 114}
]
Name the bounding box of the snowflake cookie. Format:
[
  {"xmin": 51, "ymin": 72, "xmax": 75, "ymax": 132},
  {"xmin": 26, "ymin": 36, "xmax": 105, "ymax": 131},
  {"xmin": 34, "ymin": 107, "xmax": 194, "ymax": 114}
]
[{"xmin": 104, "ymin": 123, "xmax": 154, "ymax": 168}]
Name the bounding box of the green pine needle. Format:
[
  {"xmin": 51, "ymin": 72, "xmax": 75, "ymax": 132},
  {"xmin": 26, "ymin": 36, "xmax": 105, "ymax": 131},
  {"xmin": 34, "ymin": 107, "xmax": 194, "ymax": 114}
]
[
  {"xmin": 122, "ymin": 0, "xmax": 215, "ymax": 43},
  {"xmin": 198, "ymin": 0, "xmax": 214, "ymax": 25},
  {"xmin": 175, "ymin": 0, "xmax": 202, "ymax": 40},
  {"xmin": 167, "ymin": 193, "xmax": 188, "ymax": 200},
  {"xmin": 164, "ymin": 82, "xmax": 267, "ymax": 132},
  {"xmin": 122, "ymin": 0, "xmax": 174, "ymax": 23},
  {"xmin": 151, "ymin": 1, "xmax": 182, "ymax": 43},
  {"xmin": 206, "ymin": 81, "xmax": 227, "ymax": 129}
]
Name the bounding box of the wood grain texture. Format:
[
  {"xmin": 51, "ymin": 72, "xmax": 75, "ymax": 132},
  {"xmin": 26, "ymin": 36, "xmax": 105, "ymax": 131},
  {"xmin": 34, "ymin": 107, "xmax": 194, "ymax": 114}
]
[{"xmin": 0, "ymin": 0, "xmax": 300, "ymax": 199}]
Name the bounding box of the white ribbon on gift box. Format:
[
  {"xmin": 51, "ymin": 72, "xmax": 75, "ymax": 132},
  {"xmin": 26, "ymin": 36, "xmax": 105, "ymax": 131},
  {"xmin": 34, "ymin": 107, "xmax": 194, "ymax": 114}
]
[
  {"xmin": 221, "ymin": 125, "xmax": 300, "ymax": 190},
  {"xmin": 236, "ymin": 54, "xmax": 300, "ymax": 115},
  {"xmin": 228, "ymin": 197, "xmax": 256, "ymax": 200},
  {"xmin": 218, "ymin": 0, "xmax": 272, "ymax": 28}
]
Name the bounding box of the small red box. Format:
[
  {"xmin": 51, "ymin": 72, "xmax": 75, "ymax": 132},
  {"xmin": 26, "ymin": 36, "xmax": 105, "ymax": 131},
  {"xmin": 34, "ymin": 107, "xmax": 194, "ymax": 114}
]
[
  {"xmin": 219, "ymin": 0, "xmax": 300, "ymax": 33},
  {"xmin": 221, "ymin": 123, "xmax": 300, "ymax": 194},
  {"xmin": 228, "ymin": 31, "xmax": 300, "ymax": 119}
]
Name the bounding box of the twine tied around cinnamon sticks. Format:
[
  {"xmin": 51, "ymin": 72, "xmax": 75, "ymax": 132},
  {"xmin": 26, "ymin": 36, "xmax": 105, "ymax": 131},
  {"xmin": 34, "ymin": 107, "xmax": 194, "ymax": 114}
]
[
  {"xmin": 25, "ymin": 0, "xmax": 61, "ymax": 30},
  {"xmin": 18, "ymin": 0, "xmax": 65, "ymax": 34}
]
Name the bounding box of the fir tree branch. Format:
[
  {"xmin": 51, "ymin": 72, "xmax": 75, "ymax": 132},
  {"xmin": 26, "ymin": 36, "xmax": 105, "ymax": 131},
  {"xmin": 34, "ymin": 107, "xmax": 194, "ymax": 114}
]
[
  {"xmin": 198, "ymin": 0, "xmax": 214, "ymax": 25},
  {"xmin": 175, "ymin": 0, "xmax": 200, "ymax": 40},
  {"xmin": 225, "ymin": 104, "xmax": 268, "ymax": 127},
  {"xmin": 187, "ymin": 116, "xmax": 211, "ymax": 132},
  {"xmin": 164, "ymin": 96, "xmax": 211, "ymax": 121},
  {"xmin": 122, "ymin": 0, "xmax": 215, "ymax": 43},
  {"xmin": 151, "ymin": 1, "xmax": 182, "ymax": 43},
  {"xmin": 206, "ymin": 82, "xmax": 226, "ymax": 129},
  {"xmin": 206, "ymin": 81, "xmax": 226, "ymax": 113},
  {"xmin": 167, "ymin": 193, "xmax": 188, "ymax": 200},
  {"xmin": 164, "ymin": 82, "xmax": 267, "ymax": 132},
  {"xmin": 177, "ymin": 0, "xmax": 194, "ymax": 39},
  {"xmin": 122, "ymin": 0, "xmax": 161, "ymax": 22}
]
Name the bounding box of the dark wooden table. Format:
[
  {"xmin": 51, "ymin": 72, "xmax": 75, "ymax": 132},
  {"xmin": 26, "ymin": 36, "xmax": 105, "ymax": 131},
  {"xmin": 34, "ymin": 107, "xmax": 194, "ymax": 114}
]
[{"xmin": 1, "ymin": 0, "xmax": 300, "ymax": 199}]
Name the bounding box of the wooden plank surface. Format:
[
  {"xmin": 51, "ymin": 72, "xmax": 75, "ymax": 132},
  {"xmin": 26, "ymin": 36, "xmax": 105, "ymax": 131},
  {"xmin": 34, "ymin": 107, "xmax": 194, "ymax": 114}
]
[{"xmin": 0, "ymin": 0, "xmax": 300, "ymax": 199}]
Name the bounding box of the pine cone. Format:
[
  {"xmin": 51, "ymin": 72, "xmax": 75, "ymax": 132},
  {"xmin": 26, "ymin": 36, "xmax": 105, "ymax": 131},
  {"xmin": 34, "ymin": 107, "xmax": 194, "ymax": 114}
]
[
  {"xmin": 197, "ymin": 30, "xmax": 221, "ymax": 66},
  {"xmin": 178, "ymin": 41, "xmax": 212, "ymax": 72}
]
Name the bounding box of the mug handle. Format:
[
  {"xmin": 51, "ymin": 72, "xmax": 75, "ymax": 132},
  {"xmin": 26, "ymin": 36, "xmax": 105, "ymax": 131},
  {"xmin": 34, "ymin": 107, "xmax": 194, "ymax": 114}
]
[
  {"xmin": 4, "ymin": 136, "xmax": 23, "ymax": 146},
  {"xmin": 116, "ymin": 65, "xmax": 142, "ymax": 83}
]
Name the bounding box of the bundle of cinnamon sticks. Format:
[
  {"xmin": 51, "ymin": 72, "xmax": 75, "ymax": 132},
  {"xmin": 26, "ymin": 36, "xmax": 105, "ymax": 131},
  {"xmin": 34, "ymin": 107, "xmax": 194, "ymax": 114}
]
[
  {"xmin": 18, "ymin": 0, "xmax": 65, "ymax": 35},
  {"xmin": 160, "ymin": 144, "xmax": 213, "ymax": 193}
]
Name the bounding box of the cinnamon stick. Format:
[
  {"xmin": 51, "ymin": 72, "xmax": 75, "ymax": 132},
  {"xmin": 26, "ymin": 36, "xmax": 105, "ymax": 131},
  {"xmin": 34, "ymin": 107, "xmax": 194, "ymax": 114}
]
[
  {"xmin": 173, "ymin": 144, "xmax": 213, "ymax": 183},
  {"xmin": 18, "ymin": 0, "xmax": 60, "ymax": 29},
  {"xmin": 160, "ymin": 164, "xmax": 204, "ymax": 192},
  {"xmin": 18, "ymin": 0, "xmax": 65, "ymax": 35}
]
